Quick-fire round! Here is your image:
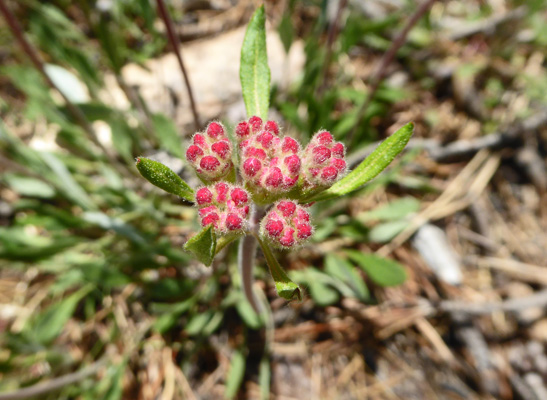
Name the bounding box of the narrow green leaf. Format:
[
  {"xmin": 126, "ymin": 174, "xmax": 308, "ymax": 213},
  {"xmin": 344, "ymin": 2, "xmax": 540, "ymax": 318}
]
[
  {"xmin": 184, "ymin": 226, "xmax": 217, "ymax": 266},
  {"xmin": 29, "ymin": 285, "xmax": 93, "ymax": 344},
  {"xmin": 240, "ymin": 6, "xmax": 270, "ymax": 119},
  {"xmin": 258, "ymin": 237, "xmax": 302, "ymax": 301},
  {"xmin": 308, "ymin": 122, "xmax": 414, "ymax": 202},
  {"xmin": 346, "ymin": 250, "xmax": 407, "ymax": 287},
  {"xmin": 324, "ymin": 254, "xmax": 369, "ymax": 301},
  {"xmin": 136, "ymin": 157, "xmax": 194, "ymax": 201},
  {"xmin": 225, "ymin": 349, "xmax": 246, "ymax": 399},
  {"xmin": 4, "ymin": 174, "xmax": 55, "ymax": 198}
]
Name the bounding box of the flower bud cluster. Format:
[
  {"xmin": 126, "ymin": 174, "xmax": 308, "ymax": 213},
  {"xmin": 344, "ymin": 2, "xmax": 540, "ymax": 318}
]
[
  {"xmin": 236, "ymin": 116, "xmax": 302, "ymax": 193},
  {"xmin": 195, "ymin": 182, "xmax": 250, "ymax": 233},
  {"xmin": 186, "ymin": 122, "xmax": 233, "ymax": 182},
  {"xmin": 302, "ymin": 131, "xmax": 347, "ymax": 188},
  {"xmin": 260, "ymin": 200, "xmax": 313, "ymax": 249}
]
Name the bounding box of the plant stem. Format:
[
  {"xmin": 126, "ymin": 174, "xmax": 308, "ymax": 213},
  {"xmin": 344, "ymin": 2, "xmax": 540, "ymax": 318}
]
[
  {"xmin": 238, "ymin": 205, "xmax": 263, "ymax": 313},
  {"xmin": 155, "ymin": 0, "xmax": 201, "ymax": 131},
  {"xmin": 347, "ymin": 0, "xmax": 437, "ymax": 144}
]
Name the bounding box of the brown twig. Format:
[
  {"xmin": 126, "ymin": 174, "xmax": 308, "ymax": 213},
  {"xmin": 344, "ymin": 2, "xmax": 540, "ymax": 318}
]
[
  {"xmin": 155, "ymin": 0, "xmax": 200, "ymax": 131},
  {"xmin": 347, "ymin": 0, "xmax": 437, "ymax": 143},
  {"xmin": 0, "ymin": 358, "xmax": 107, "ymax": 400}
]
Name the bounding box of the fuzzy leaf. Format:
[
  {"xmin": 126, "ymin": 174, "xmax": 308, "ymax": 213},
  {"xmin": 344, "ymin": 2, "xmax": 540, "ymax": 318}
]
[
  {"xmin": 240, "ymin": 6, "xmax": 270, "ymax": 119},
  {"xmin": 184, "ymin": 225, "xmax": 217, "ymax": 266},
  {"xmin": 136, "ymin": 157, "xmax": 194, "ymax": 201},
  {"xmin": 309, "ymin": 122, "xmax": 414, "ymax": 202},
  {"xmin": 258, "ymin": 237, "xmax": 302, "ymax": 301},
  {"xmin": 346, "ymin": 250, "xmax": 407, "ymax": 287}
]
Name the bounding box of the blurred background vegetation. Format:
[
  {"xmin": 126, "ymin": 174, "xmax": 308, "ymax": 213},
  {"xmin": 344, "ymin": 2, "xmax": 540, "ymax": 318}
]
[{"xmin": 1, "ymin": 0, "xmax": 546, "ymax": 399}]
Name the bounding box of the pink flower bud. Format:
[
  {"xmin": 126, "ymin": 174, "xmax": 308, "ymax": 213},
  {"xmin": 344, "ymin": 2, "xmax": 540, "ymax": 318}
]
[
  {"xmin": 215, "ymin": 182, "xmax": 229, "ymax": 202},
  {"xmin": 281, "ymin": 137, "xmax": 299, "ymax": 154},
  {"xmin": 248, "ymin": 116, "xmax": 263, "ymax": 133},
  {"xmin": 277, "ymin": 200, "xmax": 296, "ymax": 217},
  {"xmin": 206, "ymin": 122, "xmax": 224, "ymax": 139},
  {"xmin": 312, "ymin": 146, "xmax": 331, "ymax": 164},
  {"xmin": 200, "ymin": 156, "xmax": 220, "ymax": 171},
  {"xmin": 256, "ymin": 132, "xmax": 275, "ymax": 149},
  {"xmin": 332, "ymin": 143, "xmax": 345, "ymax": 158},
  {"xmin": 264, "ymin": 120, "xmax": 280, "ymax": 135},
  {"xmin": 195, "ymin": 187, "xmax": 213, "ymax": 205},
  {"xmin": 284, "ymin": 155, "xmax": 301, "ymax": 175},
  {"xmin": 245, "ymin": 147, "xmax": 267, "ymax": 160},
  {"xmin": 260, "ymin": 200, "xmax": 313, "ymax": 248},
  {"xmin": 211, "ymin": 141, "xmax": 230, "ymax": 160},
  {"xmin": 235, "ymin": 121, "xmax": 250, "ymax": 139},
  {"xmin": 316, "ymin": 131, "xmax": 333, "ymax": 145},
  {"xmin": 193, "ymin": 134, "xmax": 206, "ymax": 147},
  {"xmin": 225, "ymin": 213, "xmax": 243, "ymax": 230},
  {"xmin": 264, "ymin": 167, "xmax": 283, "ymax": 188},
  {"xmin": 186, "ymin": 145, "xmax": 204, "ymax": 162},
  {"xmin": 198, "ymin": 205, "xmax": 217, "ymax": 218},
  {"xmin": 265, "ymin": 219, "xmax": 284, "ymax": 237},
  {"xmin": 242, "ymin": 158, "xmax": 262, "ymax": 177},
  {"xmin": 320, "ymin": 166, "xmax": 338, "ymax": 182},
  {"xmin": 201, "ymin": 213, "xmax": 220, "ymax": 227},
  {"xmin": 231, "ymin": 188, "xmax": 248, "ymax": 206}
]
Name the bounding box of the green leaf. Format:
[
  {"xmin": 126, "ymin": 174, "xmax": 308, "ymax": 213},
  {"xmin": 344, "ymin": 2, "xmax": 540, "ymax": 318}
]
[
  {"xmin": 225, "ymin": 349, "xmax": 246, "ymax": 399},
  {"xmin": 368, "ymin": 220, "xmax": 409, "ymax": 243},
  {"xmin": 346, "ymin": 250, "xmax": 407, "ymax": 287},
  {"xmin": 183, "ymin": 226, "xmax": 217, "ymax": 266},
  {"xmin": 135, "ymin": 157, "xmax": 194, "ymax": 201},
  {"xmin": 308, "ymin": 122, "xmax": 414, "ymax": 202},
  {"xmin": 358, "ymin": 197, "xmax": 420, "ymax": 222},
  {"xmin": 3, "ymin": 174, "xmax": 56, "ymax": 198},
  {"xmin": 258, "ymin": 237, "xmax": 302, "ymax": 301},
  {"xmin": 240, "ymin": 6, "xmax": 270, "ymax": 119},
  {"xmin": 324, "ymin": 254, "xmax": 369, "ymax": 301},
  {"xmin": 29, "ymin": 285, "xmax": 93, "ymax": 344}
]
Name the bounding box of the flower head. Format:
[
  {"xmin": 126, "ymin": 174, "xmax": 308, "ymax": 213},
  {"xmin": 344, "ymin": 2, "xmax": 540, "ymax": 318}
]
[
  {"xmin": 195, "ymin": 182, "xmax": 250, "ymax": 234},
  {"xmin": 237, "ymin": 116, "xmax": 302, "ymax": 195},
  {"xmin": 302, "ymin": 130, "xmax": 347, "ymax": 188},
  {"xmin": 260, "ymin": 200, "xmax": 313, "ymax": 248},
  {"xmin": 186, "ymin": 121, "xmax": 234, "ymax": 182}
]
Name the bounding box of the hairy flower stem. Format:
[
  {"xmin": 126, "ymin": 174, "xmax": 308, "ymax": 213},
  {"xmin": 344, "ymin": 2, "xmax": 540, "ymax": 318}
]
[{"xmin": 238, "ymin": 204, "xmax": 265, "ymax": 313}]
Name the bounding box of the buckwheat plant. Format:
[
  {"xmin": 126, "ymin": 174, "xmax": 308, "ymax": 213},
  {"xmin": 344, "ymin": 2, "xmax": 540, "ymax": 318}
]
[{"xmin": 136, "ymin": 6, "xmax": 413, "ymax": 312}]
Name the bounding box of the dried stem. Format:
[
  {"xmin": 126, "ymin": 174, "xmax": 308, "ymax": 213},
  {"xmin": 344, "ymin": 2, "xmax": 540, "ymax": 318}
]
[
  {"xmin": 348, "ymin": 0, "xmax": 437, "ymax": 143},
  {"xmin": 155, "ymin": 0, "xmax": 201, "ymax": 131}
]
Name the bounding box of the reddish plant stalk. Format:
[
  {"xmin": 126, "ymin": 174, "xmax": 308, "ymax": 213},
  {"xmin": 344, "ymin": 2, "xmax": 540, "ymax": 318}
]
[{"xmin": 155, "ymin": 0, "xmax": 201, "ymax": 131}]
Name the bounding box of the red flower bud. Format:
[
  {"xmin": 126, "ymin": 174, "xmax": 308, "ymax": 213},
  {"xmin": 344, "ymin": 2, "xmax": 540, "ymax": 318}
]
[
  {"xmin": 206, "ymin": 122, "xmax": 225, "ymax": 139},
  {"xmin": 226, "ymin": 213, "xmax": 243, "ymax": 230},
  {"xmin": 248, "ymin": 116, "xmax": 263, "ymax": 133},
  {"xmin": 264, "ymin": 120, "xmax": 280, "ymax": 135},
  {"xmin": 231, "ymin": 188, "xmax": 248, "ymax": 206},
  {"xmin": 186, "ymin": 145, "xmax": 204, "ymax": 162},
  {"xmin": 200, "ymin": 156, "xmax": 220, "ymax": 171},
  {"xmin": 235, "ymin": 121, "xmax": 250, "ymax": 139},
  {"xmin": 195, "ymin": 187, "xmax": 213, "ymax": 205},
  {"xmin": 243, "ymin": 158, "xmax": 262, "ymax": 177},
  {"xmin": 260, "ymin": 200, "xmax": 313, "ymax": 248},
  {"xmin": 211, "ymin": 141, "xmax": 230, "ymax": 160}
]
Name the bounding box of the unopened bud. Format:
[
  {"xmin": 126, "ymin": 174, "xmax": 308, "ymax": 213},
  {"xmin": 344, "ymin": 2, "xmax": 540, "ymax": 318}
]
[{"xmin": 260, "ymin": 200, "xmax": 313, "ymax": 248}]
